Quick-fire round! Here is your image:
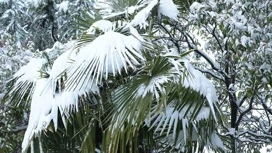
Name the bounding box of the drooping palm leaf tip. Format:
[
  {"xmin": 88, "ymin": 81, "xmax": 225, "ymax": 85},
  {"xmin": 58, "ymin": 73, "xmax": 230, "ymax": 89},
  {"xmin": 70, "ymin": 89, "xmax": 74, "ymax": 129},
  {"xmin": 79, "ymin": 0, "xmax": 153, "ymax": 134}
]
[{"xmin": 3, "ymin": 0, "xmax": 224, "ymax": 152}]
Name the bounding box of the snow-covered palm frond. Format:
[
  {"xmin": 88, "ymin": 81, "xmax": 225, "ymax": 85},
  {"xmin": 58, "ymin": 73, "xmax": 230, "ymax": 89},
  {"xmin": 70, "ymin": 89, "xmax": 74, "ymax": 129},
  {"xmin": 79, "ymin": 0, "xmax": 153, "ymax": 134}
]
[
  {"xmin": 147, "ymin": 99, "xmax": 224, "ymax": 151},
  {"xmin": 45, "ymin": 41, "xmax": 77, "ymax": 95},
  {"xmin": 3, "ymin": 58, "xmax": 46, "ymax": 107},
  {"xmin": 172, "ymin": 0, "xmax": 196, "ymax": 12},
  {"xmin": 158, "ymin": 54, "xmax": 219, "ymax": 121},
  {"xmin": 133, "ymin": 54, "xmax": 222, "ymax": 151},
  {"xmin": 103, "ymin": 54, "xmax": 216, "ymax": 152},
  {"xmin": 3, "ymin": 41, "xmax": 101, "ymax": 152},
  {"xmin": 21, "ymin": 76, "xmax": 100, "ymax": 153},
  {"xmin": 65, "ymin": 30, "xmax": 145, "ymax": 92},
  {"xmin": 102, "ymin": 56, "xmax": 174, "ymax": 151},
  {"xmin": 103, "ymin": 83, "xmax": 154, "ymax": 152},
  {"xmin": 206, "ymin": 132, "xmax": 225, "ymax": 151},
  {"xmin": 183, "ymin": 61, "xmax": 218, "ymax": 120},
  {"xmin": 13, "ymin": 58, "xmax": 46, "ymax": 82},
  {"xmin": 149, "ymin": 102, "xmax": 211, "ymax": 134},
  {"xmin": 136, "ymin": 56, "xmax": 173, "ymax": 100},
  {"xmin": 3, "ymin": 42, "xmax": 74, "ymax": 107},
  {"xmin": 78, "ymin": 19, "xmax": 130, "ymax": 48},
  {"xmin": 129, "ymin": 0, "xmax": 158, "ymax": 29},
  {"xmin": 22, "ymin": 78, "xmax": 54, "ymax": 152}
]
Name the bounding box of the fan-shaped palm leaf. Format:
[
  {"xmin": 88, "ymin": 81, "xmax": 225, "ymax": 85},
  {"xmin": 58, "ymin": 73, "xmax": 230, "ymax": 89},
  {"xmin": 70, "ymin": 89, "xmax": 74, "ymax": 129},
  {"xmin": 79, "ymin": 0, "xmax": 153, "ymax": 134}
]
[
  {"xmin": 65, "ymin": 30, "xmax": 145, "ymax": 92},
  {"xmin": 3, "ymin": 58, "xmax": 46, "ymax": 107},
  {"xmin": 101, "ymin": 53, "xmax": 222, "ymax": 152}
]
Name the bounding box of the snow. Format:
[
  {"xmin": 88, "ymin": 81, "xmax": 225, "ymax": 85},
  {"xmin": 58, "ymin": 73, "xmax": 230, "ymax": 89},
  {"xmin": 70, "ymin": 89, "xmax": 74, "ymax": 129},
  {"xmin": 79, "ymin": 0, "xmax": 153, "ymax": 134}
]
[
  {"xmin": 150, "ymin": 102, "xmax": 212, "ymax": 139},
  {"xmin": 129, "ymin": 0, "xmax": 158, "ymax": 29},
  {"xmin": 45, "ymin": 43, "xmax": 77, "ymax": 95},
  {"xmin": 66, "ymin": 31, "xmax": 144, "ymax": 91},
  {"xmin": 127, "ymin": 6, "xmax": 137, "ymax": 14},
  {"xmin": 21, "ymin": 78, "xmax": 65, "ymax": 151},
  {"xmin": 14, "ymin": 58, "xmax": 46, "ymax": 83},
  {"xmin": 198, "ymin": 48, "xmax": 220, "ymax": 70},
  {"xmin": 183, "ymin": 61, "xmax": 218, "ymax": 120},
  {"xmin": 129, "ymin": 26, "xmax": 145, "ymax": 42},
  {"xmin": 18, "ymin": 40, "xmax": 102, "ymax": 152},
  {"xmin": 210, "ymin": 132, "xmax": 225, "ymax": 150},
  {"xmin": 260, "ymin": 145, "xmax": 272, "ymax": 153},
  {"xmin": 49, "ymin": 44, "xmax": 76, "ymax": 79},
  {"xmin": 96, "ymin": 0, "xmax": 178, "ymax": 28},
  {"xmin": 190, "ymin": 2, "xmax": 206, "ymax": 13},
  {"xmin": 22, "ymin": 77, "xmax": 99, "ymax": 152},
  {"xmin": 158, "ymin": 0, "xmax": 179, "ymax": 20},
  {"xmin": 87, "ymin": 20, "xmax": 113, "ymax": 33},
  {"xmin": 230, "ymin": 17, "xmax": 247, "ymax": 31},
  {"xmin": 22, "ymin": 78, "xmax": 52, "ymax": 152},
  {"xmin": 136, "ymin": 75, "xmax": 170, "ymax": 100},
  {"xmin": 57, "ymin": 1, "xmax": 69, "ymax": 13},
  {"xmin": 196, "ymin": 107, "xmax": 210, "ymax": 121},
  {"xmin": 182, "ymin": 118, "xmax": 188, "ymax": 141},
  {"xmin": 241, "ymin": 35, "xmax": 250, "ymax": 47},
  {"xmin": 260, "ymin": 63, "xmax": 271, "ymax": 73},
  {"xmin": 227, "ymin": 128, "xmax": 235, "ymax": 136}
]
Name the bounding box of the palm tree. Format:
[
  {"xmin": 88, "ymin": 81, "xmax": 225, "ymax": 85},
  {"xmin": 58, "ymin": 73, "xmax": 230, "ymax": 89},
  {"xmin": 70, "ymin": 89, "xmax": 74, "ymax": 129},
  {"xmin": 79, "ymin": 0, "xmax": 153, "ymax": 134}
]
[{"xmin": 3, "ymin": 0, "xmax": 224, "ymax": 152}]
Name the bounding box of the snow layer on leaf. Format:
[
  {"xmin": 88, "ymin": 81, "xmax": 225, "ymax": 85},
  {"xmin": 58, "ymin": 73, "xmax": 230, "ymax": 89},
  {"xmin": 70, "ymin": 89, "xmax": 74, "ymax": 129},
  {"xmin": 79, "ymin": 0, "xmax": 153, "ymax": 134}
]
[
  {"xmin": 22, "ymin": 78, "xmax": 98, "ymax": 152},
  {"xmin": 14, "ymin": 58, "xmax": 46, "ymax": 82},
  {"xmin": 22, "ymin": 78, "xmax": 53, "ymax": 152},
  {"xmin": 149, "ymin": 103, "xmax": 210, "ymax": 138},
  {"xmin": 136, "ymin": 75, "xmax": 170, "ymax": 100},
  {"xmin": 196, "ymin": 107, "xmax": 210, "ymax": 121},
  {"xmin": 158, "ymin": 0, "xmax": 179, "ymax": 20},
  {"xmin": 129, "ymin": 26, "xmax": 145, "ymax": 42},
  {"xmin": 209, "ymin": 132, "xmax": 225, "ymax": 150},
  {"xmin": 130, "ymin": 0, "xmax": 158, "ymax": 29},
  {"xmin": 45, "ymin": 43, "xmax": 77, "ymax": 95},
  {"xmin": 127, "ymin": 6, "xmax": 138, "ymax": 14},
  {"xmin": 241, "ymin": 35, "xmax": 250, "ymax": 47},
  {"xmin": 183, "ymin": 61, "xmax": 218, "ymax": 120},
  {"xmin": 66, "ymin": 31, "xmax": 144, "ymax": 91},
  {"xmin": 22, "ymin": 79, "xmax": 62, "ymax": 152},
  {"xmin": 190, "ymin": 2, "xmax": 206, "ymax": 13},
  {"xmin": 49, "ymin": 44, "xmax": 76, "ymax": 79},
  {"xmin": 87, "ymin": 20, "xmax": 113, "ymax": 34},
  {"xmin": 57, "ymin": 1, "xmax": 69, "ymax": 13}
]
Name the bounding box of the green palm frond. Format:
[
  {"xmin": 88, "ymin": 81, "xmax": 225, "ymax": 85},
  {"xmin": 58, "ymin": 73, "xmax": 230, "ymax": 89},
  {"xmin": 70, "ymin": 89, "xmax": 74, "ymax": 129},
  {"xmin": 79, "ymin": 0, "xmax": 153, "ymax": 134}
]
[
  {"xmin": 103, "ymin": 84, "xmax": 153, "ymax": 153},
  {"xmin": 100, "ymin": 55, "xmax": 173, "ymax": 152},
  {"xmin": 99, "ymin": 52, "xmax": 223, "ymax": 152},
  {"xmin": 72, "ymin": 11, "xmax": 102, "ymax": 31}
]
